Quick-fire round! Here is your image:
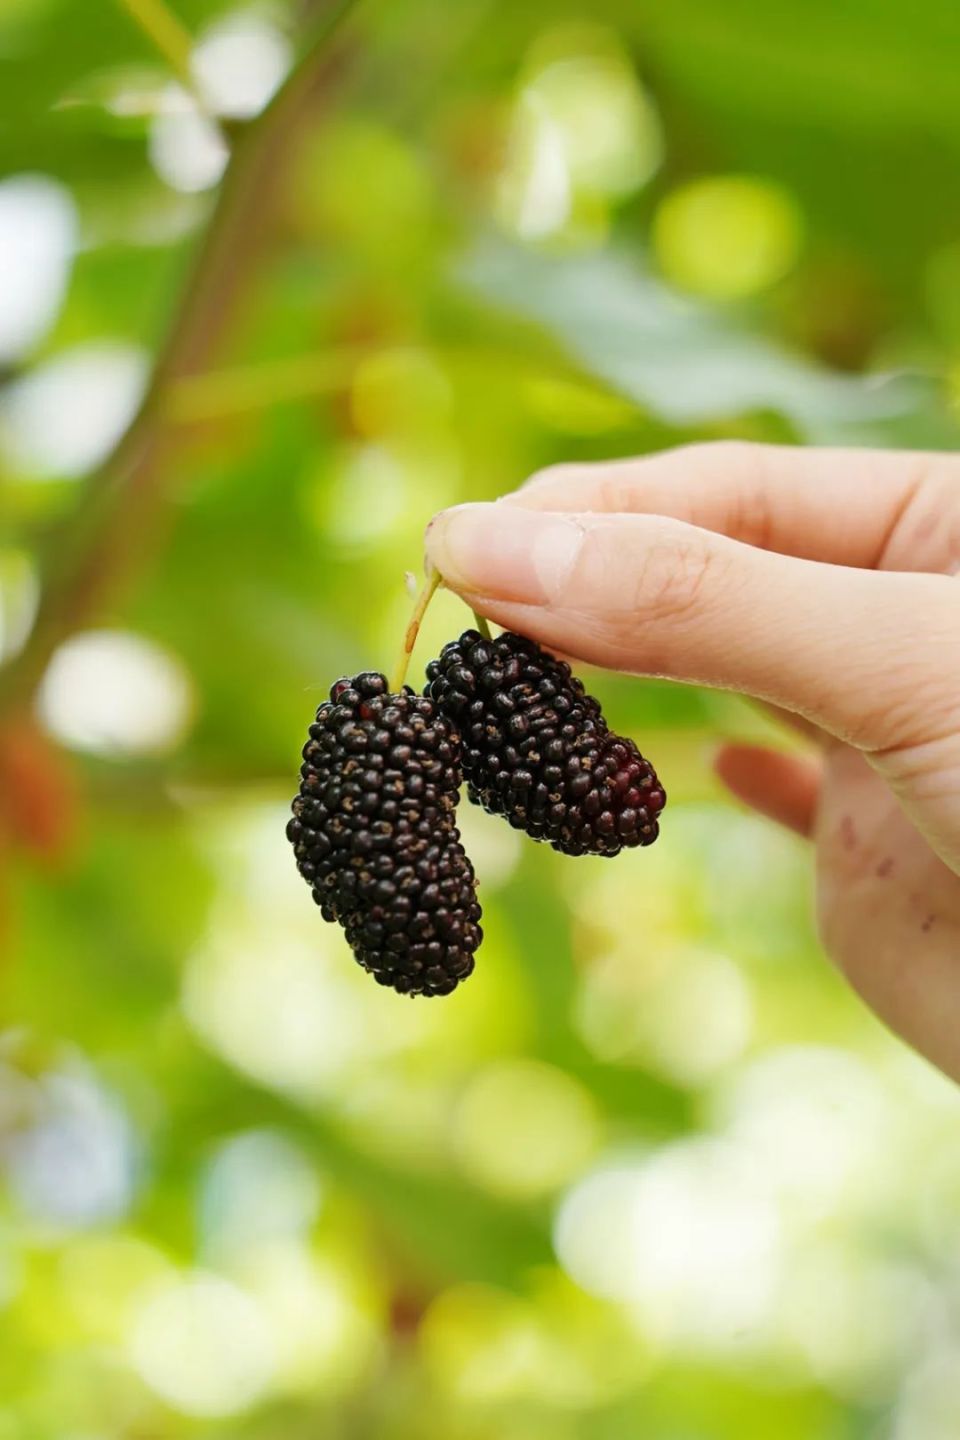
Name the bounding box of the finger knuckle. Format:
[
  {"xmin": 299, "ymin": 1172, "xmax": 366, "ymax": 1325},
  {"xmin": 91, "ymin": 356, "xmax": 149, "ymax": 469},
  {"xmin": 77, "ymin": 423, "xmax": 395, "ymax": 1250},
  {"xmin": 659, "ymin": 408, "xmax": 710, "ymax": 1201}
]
[
  {"xmin": 596, "ymin": 469, "xmax": 634, "ymax": 512},
  {"xmin": 880, "ymin": 453, "xmax": 960, "ymax": 573},
  {"xmin": 628, "ymin": 520, "xmax": 716, "ymax": 628},
  {"xmin": 679, "ymin": 438, "xmax": 751, "ymax": 462},
  {"xmin": 863, "ymin": 688, "xmax": 960, "ymax": 756},
  {"xmin": 873, "ymin": 733, "xmax": 960, "ymax": 802},
  {"xmin": 844, "ymin": 694, "xmax": 928, "ymax": 752},
  {"xmin": 670, "ymin": 442, "xmax": 778, "ymax": 548},
  {"xmin": 524, "ymin": 462, "xmax": 579, "ymax": 493},
  {"xmin": 846, "ymin": 679, "xmax": 942, "ymax": 755},
  {"xmin": 673, "ymin": 438, "xmax": 770, "ymax": 475}
]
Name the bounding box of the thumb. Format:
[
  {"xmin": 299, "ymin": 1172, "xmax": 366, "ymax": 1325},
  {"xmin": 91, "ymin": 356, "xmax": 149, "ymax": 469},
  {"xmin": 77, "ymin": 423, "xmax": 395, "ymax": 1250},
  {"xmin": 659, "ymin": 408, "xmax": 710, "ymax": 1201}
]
[{"xmin": 425, "ymin": 502, "xmax": 959, "ymax": 755}]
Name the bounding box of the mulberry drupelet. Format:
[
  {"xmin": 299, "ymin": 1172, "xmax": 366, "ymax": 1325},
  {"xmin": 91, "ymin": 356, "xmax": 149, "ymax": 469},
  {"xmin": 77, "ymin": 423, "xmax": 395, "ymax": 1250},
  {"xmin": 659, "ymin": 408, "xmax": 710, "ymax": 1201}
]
[
  {"xmin": 287, "ymin": 672, "xmax": 482, "ymax": 996},
  {"xmin": 425, "ymin": 629, "xmax": 665, "ymax": 857}
]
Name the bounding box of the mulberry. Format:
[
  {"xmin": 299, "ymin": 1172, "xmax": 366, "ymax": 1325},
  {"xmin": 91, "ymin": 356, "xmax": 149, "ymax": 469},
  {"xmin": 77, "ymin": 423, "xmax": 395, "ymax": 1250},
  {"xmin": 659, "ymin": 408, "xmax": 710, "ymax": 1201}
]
[
  {"xmin": 287, "ymin": 672, "xmax": 481, "ymax": 995},
  {"xmin": 425, "ymin": 630, "xmax": 665, "ymax": 857}
]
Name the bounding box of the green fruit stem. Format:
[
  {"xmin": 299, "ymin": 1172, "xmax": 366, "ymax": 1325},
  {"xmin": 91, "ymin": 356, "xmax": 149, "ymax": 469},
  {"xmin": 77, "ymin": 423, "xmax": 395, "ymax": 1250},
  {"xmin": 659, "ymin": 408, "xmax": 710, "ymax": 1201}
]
[
  {"xmin": 390, "ymin": 569, "xmax": 494, "ymax": 693},
  {"xmin": 390, "ymin": 568, "xmax": 442, "ymax": 693}
]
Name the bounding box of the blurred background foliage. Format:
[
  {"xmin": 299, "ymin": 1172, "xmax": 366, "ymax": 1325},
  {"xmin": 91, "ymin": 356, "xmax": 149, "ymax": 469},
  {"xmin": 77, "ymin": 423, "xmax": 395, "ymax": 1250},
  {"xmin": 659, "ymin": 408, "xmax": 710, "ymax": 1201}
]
[{"xmin": 1, "ymin": 0, "xmax": 960, "ymax": 1436}]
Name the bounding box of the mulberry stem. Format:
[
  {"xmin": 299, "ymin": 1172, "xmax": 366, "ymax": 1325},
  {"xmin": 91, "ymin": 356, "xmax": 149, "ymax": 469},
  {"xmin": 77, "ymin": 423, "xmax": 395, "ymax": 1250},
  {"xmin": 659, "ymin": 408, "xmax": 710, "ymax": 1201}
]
[
  {"xmin": 390, "ymin": 568, "xmax": 442, "ymax": 693},
  {"xmin": 390, "ymin": 570, "xmax": 495, "ymax": 694}
]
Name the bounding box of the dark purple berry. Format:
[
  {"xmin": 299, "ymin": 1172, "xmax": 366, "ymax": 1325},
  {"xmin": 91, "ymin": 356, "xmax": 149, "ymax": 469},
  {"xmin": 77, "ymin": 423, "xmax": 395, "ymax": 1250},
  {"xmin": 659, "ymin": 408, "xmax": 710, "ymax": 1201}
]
[
  {"xmin": 288, "ymin": 675, "xmax": 481, "ymax": 996},
  {"xmin": 425, "ymin": 630, "xmax": 664, "ymax": 858}
]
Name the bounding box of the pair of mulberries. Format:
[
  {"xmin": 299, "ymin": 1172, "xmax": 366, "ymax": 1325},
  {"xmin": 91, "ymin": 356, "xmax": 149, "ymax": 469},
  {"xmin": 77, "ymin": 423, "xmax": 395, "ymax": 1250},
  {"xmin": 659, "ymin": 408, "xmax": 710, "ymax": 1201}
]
[{"xmin": 287, "ymin": 629, "xmax": 665, "ymax": 996}]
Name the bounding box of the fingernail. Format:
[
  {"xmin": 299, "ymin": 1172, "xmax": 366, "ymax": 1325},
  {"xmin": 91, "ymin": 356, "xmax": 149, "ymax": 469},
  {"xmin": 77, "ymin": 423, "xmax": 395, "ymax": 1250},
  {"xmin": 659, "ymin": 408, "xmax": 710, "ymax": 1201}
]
[{"xmin": 425, "ymin": 503, "xmax": 583, "ymax": 603}]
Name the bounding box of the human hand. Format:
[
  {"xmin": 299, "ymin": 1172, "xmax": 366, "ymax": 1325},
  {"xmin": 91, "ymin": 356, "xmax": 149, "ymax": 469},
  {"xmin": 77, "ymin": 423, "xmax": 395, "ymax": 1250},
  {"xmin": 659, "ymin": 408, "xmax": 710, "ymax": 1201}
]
[{"xmin": 424, "ymin": 443, "xmax": 960, "ymax": 1081}]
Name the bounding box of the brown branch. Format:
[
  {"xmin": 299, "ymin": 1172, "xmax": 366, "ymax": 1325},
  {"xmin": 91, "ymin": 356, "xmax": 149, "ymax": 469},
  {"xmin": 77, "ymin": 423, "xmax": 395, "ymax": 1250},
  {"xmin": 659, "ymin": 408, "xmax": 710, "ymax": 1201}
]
[{"xmin": 0, "ymin": 0, "xmax": 361, "ymax": 708}]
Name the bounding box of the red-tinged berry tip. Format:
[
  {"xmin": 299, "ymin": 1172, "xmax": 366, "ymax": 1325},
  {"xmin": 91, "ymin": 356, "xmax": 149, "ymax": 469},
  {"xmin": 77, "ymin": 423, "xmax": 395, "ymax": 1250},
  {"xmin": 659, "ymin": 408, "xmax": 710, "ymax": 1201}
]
[{"xmin": 425, "ymin": 630, "xmax": 664, "ymax": 858}]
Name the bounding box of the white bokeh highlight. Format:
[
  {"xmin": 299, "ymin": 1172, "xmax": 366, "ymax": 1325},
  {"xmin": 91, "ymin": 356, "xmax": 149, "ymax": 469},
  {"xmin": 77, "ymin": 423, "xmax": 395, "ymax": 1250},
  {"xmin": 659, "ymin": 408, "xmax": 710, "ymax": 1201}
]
[
  {"xmin": 129, "ymin": 1272, "xmax": 275, "ymax": 1416},
  {"xmin": 39, "ymin": 629, "xmax": 195, "ymax": 758},
  {"xmin": 555, "ymin": 1139, "xmax": 782, "ymax": 1354},
  {"xmin": 0, "ymin": 175, "xmax": 77, "ymax": 363},
  {"xmin": 238, "ymin": 1243, "xmax": 380, "ymax": 1396},
  {"xmin": 149, "ymin": 86, "xmax": 229, "ymax": 194},
  {"xmin": 192, "ymin": 13, "xmax": 292, "ymax": 119},
  {"xmin": 4, "ymin": 1069, "xmax": 136, "ymax": 1230},
  {"xmin": 200, "ymin": 1130, "xmax": 322, "ymax": 1261},
  {"xmin": 575, "ymin": 943, "xmax": 754, "ymax": 1083},
  {"xmin": 1, "ymin": 342, "xmax": 148, "ymax": 478},
  {"xmin": 714, "ymin": 1046, "xmax": 895, "ymax": 1218},
  {"xmin": 149, "ymin": 14, "xmax": 291, "ymax": 194},
  {"xmin": 184, "ymin": 926, "xmax": 370, "ymax": 1101}
]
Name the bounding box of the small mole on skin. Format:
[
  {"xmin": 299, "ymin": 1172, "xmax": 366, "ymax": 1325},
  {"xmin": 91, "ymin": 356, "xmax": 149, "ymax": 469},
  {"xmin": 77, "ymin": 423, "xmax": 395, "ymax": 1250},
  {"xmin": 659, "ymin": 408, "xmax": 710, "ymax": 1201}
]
[
  {"xmin": 875, "ymin": 857, "xmax": 895, "ymax": 878},
  {"xmin": 839, "ymin": 815, "xmax": 857, "ymax": 851},
  {"xmin": 921, "ymin": 915, "xmax": 937, "ymax": 933}
]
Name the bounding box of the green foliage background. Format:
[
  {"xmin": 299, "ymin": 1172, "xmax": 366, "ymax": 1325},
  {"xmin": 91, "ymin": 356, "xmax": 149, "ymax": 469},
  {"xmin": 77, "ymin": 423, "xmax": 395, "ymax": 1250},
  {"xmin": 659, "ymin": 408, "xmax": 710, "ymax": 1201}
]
[{"xmin": 1, "ymin": 1, "xmax": 960, "ymax": 1436}]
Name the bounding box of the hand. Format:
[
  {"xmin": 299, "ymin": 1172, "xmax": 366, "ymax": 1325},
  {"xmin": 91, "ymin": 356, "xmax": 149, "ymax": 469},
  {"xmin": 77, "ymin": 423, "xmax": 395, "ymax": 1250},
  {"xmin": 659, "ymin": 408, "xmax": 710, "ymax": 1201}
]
[{"xmin": 424, "ymin": 443, "xmax": 960, "ymax": 1081}]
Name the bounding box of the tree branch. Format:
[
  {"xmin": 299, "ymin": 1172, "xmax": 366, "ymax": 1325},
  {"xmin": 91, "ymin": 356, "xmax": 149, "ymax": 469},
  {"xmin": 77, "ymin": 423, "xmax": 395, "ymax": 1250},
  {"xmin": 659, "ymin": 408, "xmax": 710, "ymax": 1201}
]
[{"xmin": 0, "ymin": 0, "xmax": 361, "ymax": 708}]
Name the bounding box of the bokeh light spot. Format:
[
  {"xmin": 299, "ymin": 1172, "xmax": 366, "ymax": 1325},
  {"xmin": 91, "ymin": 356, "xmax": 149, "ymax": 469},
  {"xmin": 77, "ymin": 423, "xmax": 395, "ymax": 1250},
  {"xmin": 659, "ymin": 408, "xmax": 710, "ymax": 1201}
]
[
  {"xmin": 184, "ymin": 927, "xmax": 370, "ymax": 1100},
  {"xmin": 150, "ymin": 86, "xmax": 228, "ymax": 193},
  {"xmin": 4, "ymin": 1069, "xmax": 135, "ymax": 1230},
  {"xmin": 714, "ymin": 1045, "xmax": 893, "ymax": 1216},
  {"xmin": 452, "ymin": 1058, "xmax": 600, "ymax": 1198},
  {"xmin": 192, "ymin": 13, "xmax": 292, "ymax": 119},
  {"xmin": 893, "ymin": 1347, "xmax": 960, "ymax": 1440},
  {"xmin": 778, "ymin": 1244, "xmax": 925, "ymax": 1398},
  {"xmin": 303, "ymin": 119, "xmax": 435, "ymax": 260},
  {"xmin": 236, "ymin": 1243, "xmax": 382, "ymax": 1397},
  {"xmin": 552, "ymin": 1161, "xmax": 650, "ymax": 1303},
  {"xmin": 0, "ymin": 343, "xmax": 148, "ymax": 479},
  {"xmin": 0, "ymin": 174, "xmax": 76, "ymax": 363},
  {"xmin": 555, "ymin": 1140, "xmax": 783, "ymax": 1354},
  {"xmin": 322, "ymin": 444, "xmax": 411, "ymax": 547},
  {"xmin": 498, "ymin": 95, "xmax": 571, "ymax": 240},
  {"xmin": 498, "ymin": 26, "xmax": 661, "ymax": 243},
  {"xmin": 200, "ymin": 1130, "xmax": 322, "ymax": 1261},
  {"xmin": 39, "ymin": 629, "xmax": 195, "ymax": 758},
  {"xmin": 576, "ymin": 943, "xmax": 753, "ymax": 1083},
  {"xmin": 129, "ymin": 1272, "xmax": 274, "ymax": 1417},
  {"xmin": 653, "ymin": 175, "xmax": 803, "ymax": 300},
  {"xmin": 524, "ymin": 50, "xmax": 662, "ymax": 198},
  {"xmin": 419, "ymin": 1284, "xmax": 547, "ymax": 1403},
  {"xmin": 59, "ymin": 1235, "xmax": 173, "ymax": 1342},
  {"xmin": 420, "ymin": 1271, "xmax": 642, "ymax": 1409}
]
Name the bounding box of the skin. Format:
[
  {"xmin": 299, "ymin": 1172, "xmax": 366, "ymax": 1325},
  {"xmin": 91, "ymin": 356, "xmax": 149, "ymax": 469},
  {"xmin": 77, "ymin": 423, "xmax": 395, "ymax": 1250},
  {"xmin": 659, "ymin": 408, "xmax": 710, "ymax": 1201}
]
[{"xmin": 424, "ymin": 443, "xmax": 960, "ymax": 1082}]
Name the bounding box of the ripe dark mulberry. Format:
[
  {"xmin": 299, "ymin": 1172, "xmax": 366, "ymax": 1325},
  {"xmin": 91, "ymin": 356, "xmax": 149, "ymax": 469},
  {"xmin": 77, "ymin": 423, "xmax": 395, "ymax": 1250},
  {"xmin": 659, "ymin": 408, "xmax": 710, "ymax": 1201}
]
[
  {"xmin": 425, "ymin": 630, "xmax": 665, "ymax": 857},
  {"xmin": 287, "ymin": 673, "xmax": 481, "ymax": 996}
]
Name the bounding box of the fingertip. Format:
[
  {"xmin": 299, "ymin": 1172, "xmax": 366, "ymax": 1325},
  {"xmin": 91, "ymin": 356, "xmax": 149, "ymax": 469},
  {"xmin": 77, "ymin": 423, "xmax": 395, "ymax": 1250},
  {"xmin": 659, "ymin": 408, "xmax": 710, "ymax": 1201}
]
[
  {"xmin": 712, "ymin": 741, "xmax": 757, "ymax": 800},
  {"xmin": 424, "ymin": 502, "xmax": 584, "ymax": 603},
  {"xmin": 712, "ymin": 740, "xmax": 757, "ymax": 780},
  {"xmin": 713, "ymin": 742, "xmax": 821, "ymax": 838},
  {"xmin": 422, "ymin": 502, "xmax": 491, "ymax": 587}
]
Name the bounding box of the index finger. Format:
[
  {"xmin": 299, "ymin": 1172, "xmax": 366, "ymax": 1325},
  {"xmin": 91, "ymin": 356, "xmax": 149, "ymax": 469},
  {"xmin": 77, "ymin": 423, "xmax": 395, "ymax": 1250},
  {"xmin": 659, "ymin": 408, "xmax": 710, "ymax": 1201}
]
[{"xmin": 506, "ymin": 441, "xmax": 954, "ymax": 571}]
